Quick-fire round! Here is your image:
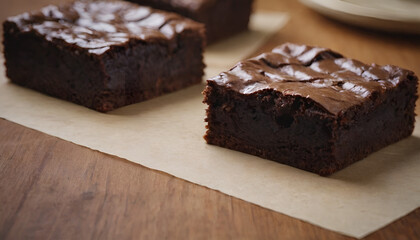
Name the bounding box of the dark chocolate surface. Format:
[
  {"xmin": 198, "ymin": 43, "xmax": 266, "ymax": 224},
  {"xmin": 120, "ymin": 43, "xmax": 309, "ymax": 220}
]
[
  {"xmin": 153, "ymin": 0, "xmax": 213, "ymax": 11},
  {"xmin": 204, "ymin": 43, "xmax": 418, "ymax": 175},
  {"xmin": 209, "ymin": 43, "xmax": 412, "ymax": 115},
  {"xmin": 7, "ymin": 1, "xmax": 203, "ymax": 55}
]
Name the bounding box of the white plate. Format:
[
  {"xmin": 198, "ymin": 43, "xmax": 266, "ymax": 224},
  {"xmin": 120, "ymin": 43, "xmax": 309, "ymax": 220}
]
[{"xmin": 300, "ymin": 0, "xmax": 420, "ymax": 34}]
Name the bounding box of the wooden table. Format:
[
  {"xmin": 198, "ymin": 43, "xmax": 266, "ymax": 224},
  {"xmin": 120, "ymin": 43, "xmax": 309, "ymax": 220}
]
[{"xmin": 1, "ymin": 0, "xmax": 419, "ymax": 239}]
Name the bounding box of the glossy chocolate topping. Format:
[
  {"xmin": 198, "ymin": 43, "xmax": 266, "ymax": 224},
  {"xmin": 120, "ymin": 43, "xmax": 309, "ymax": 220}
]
[
  {"xmin": 7, "ymin": 1, "xmax": 203, "ymax": 55},
  {"xmin": 209, "ymin": 43, "xmax": 412, "ymax": 115}
]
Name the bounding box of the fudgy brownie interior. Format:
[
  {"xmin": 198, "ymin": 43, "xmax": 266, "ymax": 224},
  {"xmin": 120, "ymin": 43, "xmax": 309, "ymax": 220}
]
[
  {"xmin": 3, "ymin": 1, "xmax": 205, "ymax": 112},
  {"xmin": 204, "ymin": 43, "xmax": 418, "ymax": 175}
]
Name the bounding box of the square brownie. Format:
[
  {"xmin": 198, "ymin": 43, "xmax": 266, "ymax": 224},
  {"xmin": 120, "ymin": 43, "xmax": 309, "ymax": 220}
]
[
  {"xmin": 3, "ymin": 1, "xmax": 205, "ymax": 112},
  {"xmin": 203, "ymin": 43, "xmax": 418, "ymax": 175},
  {"xmin": 126, "ymin": 0, "xmax": 253, "ymax": 43}
]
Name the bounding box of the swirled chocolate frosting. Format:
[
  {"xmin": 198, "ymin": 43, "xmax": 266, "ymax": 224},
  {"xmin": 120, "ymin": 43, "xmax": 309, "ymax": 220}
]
[
  {"xmin": 209, "ymin": 42, "xmax": 413, "ymax": 115},
  {"xmin": 7, "ymin": 1, "xmax": 204, "ymax": 55}
]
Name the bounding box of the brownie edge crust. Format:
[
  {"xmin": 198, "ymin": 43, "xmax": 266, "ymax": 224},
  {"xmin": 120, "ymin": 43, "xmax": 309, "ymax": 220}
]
[
  {"xmin": 3, "ymin": 1, "xmax": 205, "ymax": 112},
  {"xmin": 203, "ymin": 43, "xmax": 418, "ymax": 176}
]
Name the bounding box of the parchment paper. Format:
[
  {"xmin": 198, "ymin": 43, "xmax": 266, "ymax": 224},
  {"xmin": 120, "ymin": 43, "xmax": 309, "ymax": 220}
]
[{"xmin": 1, "ymin": 12, "xmax": 419, "ymax": 239}]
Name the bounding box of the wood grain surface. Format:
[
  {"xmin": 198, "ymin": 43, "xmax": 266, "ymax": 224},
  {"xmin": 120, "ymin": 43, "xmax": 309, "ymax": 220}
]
[{"xmin": 1, "ymin": 0, "xmax": 420, "ymax": 239}]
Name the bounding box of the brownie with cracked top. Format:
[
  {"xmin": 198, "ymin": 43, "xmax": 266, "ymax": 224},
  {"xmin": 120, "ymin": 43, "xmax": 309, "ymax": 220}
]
[
  {"xmin": 126, "ymin": 0, "xmax": 253, "ymax": 43},
  {"xmin": 3, "ymin": 0, "xmax": 205, "ymax": 112},
  {"xmin": 203, "ymin": 42, "xmax": 418, "ymax": 175}
]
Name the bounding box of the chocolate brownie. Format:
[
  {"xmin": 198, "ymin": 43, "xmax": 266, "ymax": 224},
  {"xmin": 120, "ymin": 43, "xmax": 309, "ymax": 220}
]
[
  {"xmin": 126, "ymin": 0, "xmax": 253, "ymax": 43},
  {"xmin": 203, "ymin": 43, "xmax": 418, "ymax": 175},
  {"xmin": 3, "ymin": 1, "xmax": 205, "ymax": 112}
]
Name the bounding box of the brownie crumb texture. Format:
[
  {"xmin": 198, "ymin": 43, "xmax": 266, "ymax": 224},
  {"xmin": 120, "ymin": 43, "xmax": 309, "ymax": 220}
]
[
  {"xmin": 3, "ymin": 1, "xmax": 205, "ymax": 112},
  {"xmin": 204, "ymin": 42, "xmax": 418, "ymax": 175}
]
